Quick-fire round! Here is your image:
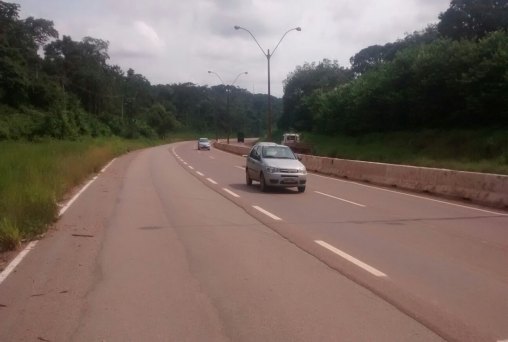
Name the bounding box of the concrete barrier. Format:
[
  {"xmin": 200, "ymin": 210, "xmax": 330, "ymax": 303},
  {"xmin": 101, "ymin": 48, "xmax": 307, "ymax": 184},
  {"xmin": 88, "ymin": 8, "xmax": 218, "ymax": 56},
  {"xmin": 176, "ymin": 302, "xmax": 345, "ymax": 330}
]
[{"xmin": 214, "ymin": 142, "xmax": 508, "ymax": 209}]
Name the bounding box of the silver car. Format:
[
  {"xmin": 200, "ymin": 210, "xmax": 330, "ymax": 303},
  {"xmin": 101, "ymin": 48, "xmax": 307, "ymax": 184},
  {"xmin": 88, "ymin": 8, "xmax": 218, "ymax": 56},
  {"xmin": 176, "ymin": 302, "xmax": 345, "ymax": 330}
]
[
  {"xmin": 197, "ymin": 137, "xmax": 211, "ymax": 150},
  {"xmin": 245, "ymin": 142, "xmax": 307, "ymax": 193}
]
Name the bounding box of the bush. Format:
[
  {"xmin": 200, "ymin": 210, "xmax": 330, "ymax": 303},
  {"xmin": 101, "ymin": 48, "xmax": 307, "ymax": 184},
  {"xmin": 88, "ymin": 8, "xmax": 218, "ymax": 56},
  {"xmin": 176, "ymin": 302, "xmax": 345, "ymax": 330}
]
[{"xmin": 0, "ymin": 219, "xmax": 21, "ymax": 252}]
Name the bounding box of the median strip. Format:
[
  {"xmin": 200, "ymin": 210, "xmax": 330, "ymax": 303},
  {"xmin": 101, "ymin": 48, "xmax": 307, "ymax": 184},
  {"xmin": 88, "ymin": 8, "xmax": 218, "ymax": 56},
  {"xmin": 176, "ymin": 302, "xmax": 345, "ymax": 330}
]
[
  {"xmin": 315, "ymin": 240, "xmax": 387, "ymax": 277},
  {"xmin": 252, "ymin": 206, "xmax": 282, "ymax": 221}
]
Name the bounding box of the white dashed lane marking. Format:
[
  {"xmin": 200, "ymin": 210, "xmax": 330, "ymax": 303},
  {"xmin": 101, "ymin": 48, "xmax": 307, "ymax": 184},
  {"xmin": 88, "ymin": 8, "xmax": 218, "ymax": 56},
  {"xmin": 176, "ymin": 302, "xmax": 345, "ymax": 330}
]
[
  {"xmin": 315, "ymin": 191, "xmax": 366, "ymax": 207},
  {"xmin": 315, "ymin": 240, "xmax": 387, "ymax": 277},
  {"xmin": 223, "ymin": 188, "xmax": 240, "ymax": 198},
  {"xmin": 310, "ymin": 173, "xmax": 507, "ymax": 216},
  {"xmin": 252, "ymin": 206, "xmax": 282, "ymax": 221}
]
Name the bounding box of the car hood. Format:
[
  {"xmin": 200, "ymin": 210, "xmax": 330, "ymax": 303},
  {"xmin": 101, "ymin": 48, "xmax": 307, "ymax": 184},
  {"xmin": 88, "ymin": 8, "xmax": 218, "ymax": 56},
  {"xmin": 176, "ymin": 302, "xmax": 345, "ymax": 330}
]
[{"xmin": 263, "ymin": 158, "xmax": 305, "ymax": 169}]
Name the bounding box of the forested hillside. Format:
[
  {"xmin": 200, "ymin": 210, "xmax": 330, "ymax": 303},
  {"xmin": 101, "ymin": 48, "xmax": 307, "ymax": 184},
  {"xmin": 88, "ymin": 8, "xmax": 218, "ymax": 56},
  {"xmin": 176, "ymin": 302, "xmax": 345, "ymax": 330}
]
[
  {"xmin": 0, "ymin": 1, "xmax": 280, "ymax": 140},
  {"xmin": 279, "ymin": 0, "xmax": 508, "ymax": 135},
  {"xmin": 2, "ymin": 0, "xmax": 507, "ymax": 146}
]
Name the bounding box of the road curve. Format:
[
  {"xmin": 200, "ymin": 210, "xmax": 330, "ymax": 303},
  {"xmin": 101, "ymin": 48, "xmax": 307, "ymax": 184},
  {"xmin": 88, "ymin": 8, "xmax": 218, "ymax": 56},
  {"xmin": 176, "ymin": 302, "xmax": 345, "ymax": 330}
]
[{"xmin": 0, "ymin": 143, "xmax": 443, "ymax": 341}]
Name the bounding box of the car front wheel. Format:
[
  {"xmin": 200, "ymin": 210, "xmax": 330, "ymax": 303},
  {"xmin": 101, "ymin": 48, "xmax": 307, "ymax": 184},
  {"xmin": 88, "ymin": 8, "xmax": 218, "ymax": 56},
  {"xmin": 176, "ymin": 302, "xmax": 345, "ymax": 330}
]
[
  {"xmin": 246, "ymin": 170, "xmax": 252, "ymax": 186},
  {"xmin": 259, "ymin": 173, "xmax": 268, "ymax": 192}
]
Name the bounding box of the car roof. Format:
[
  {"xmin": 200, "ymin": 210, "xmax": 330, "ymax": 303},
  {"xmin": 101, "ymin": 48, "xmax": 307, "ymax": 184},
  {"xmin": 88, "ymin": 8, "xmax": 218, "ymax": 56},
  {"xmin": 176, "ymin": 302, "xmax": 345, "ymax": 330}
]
[{"xmin": 254, "ymin": 142, "xmax": 278, "ymax": 147}]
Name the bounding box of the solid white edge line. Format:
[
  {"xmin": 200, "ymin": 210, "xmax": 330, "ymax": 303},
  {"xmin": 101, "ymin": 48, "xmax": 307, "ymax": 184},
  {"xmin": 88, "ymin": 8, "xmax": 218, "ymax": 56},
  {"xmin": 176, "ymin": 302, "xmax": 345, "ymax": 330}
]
[
  {"xmin": 315, "ymin": 191, "xmax": 366, "ymax": 207},
  {"xmin": 2, "ymin": 158, "xmax": 116, "ymax": 284},
  {"xmin": 223, "ymin": 188, "xmax": 240, "ymax": 198},
  {"xmin": 252, "ymin": 206, "xmax": 282, "ymax": 221},
  {"xmin": 58, "ymin": 175, "xmax": 98, "ymax": 217},
  {"xmin": 207, "ymin": 178, "xmax": 218, "ymax": 185},
  {"xmin": 58, "ymin": 158, "xmax": 116, "ymax": 217},
  {"xmin": 196, "ymin": 171, "xmax": 204, "ymax": 176},
  {"xmin": 100, "ymin": 158, "xmax": 116, "ymax": 173},
  {"xmin": 315, "ymin": 240, "xmax": 387, "ymax": 277},
  {"xmin": 0, "ymin": 241, "xmax": 38, "ymax": 284},
  {"xmin": 310, "ymin": 173, "xmax": 507, "ymax": 216}
]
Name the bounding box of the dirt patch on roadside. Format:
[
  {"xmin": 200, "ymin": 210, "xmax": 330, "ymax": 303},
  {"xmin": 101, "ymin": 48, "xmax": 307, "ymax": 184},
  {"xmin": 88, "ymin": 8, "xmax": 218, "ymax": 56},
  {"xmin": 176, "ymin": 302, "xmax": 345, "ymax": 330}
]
[
  {"xmin": 0, "ymin": 248, "xmax": 19, "ymax": 273},
  {"xmin": 0, "ymin": 240, "xmax": 35, "ymax": 273}
]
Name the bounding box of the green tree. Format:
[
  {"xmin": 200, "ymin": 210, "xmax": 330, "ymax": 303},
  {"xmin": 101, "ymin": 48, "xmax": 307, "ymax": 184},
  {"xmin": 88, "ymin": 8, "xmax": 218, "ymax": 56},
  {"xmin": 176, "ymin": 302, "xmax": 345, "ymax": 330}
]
[
  {"xmin": 438, "ymin": 0, "xmax": 508, "ymax": 40},
  {"xmin": 312, "ymin": 31, "xmax": 508, "ymax": 135},
  {"xmin": 145, "ymin": 103, "xmax": 180, "ymax": 137},
  {"xmin": 350, "ymin": 26, "xmax": 439, "ymax": 75},
  {"xmin": 0, "ymin": 2, "xmax": 58, "ymax": 106},
  {"xmin": 280, "ymin": 59, "xmax": 353, "ymax": 132}
]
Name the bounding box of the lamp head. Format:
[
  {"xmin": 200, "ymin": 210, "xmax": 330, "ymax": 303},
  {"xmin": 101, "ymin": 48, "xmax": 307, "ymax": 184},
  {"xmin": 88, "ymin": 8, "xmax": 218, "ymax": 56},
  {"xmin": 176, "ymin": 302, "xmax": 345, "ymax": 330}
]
[
  {"xmin": 234, "ymin": 25, "xmax": 240, "ymax": 30},
  {"xmin": 296, "ymin": 27, "xmax": 302, "ymax": 31}
]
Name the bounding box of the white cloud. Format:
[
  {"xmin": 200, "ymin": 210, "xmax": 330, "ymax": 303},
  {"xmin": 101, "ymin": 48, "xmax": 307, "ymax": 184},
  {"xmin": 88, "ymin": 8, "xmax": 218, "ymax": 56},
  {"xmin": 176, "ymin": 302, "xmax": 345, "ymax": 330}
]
[
  {"xmin": 17, "ymin": 0, "xmax": 450, "ymax": 96},
  {"xmin": 83, "ymin": 19, "xmax": 166, "ymax": 60},
  {"xmin": 134, "ymin": 21, "xmax": 165, "ymax": 50}
]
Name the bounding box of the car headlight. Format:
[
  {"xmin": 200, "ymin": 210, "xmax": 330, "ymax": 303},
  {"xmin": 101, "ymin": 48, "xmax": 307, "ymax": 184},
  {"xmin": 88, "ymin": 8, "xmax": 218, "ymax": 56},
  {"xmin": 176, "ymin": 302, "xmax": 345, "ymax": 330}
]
[
  {"xmin": 265, "ymin": 166, "xmax": 279, "ymax": 173},
  {"xmin": 299, "ymin": 167, "xmax": 307, "ymax": 175}
]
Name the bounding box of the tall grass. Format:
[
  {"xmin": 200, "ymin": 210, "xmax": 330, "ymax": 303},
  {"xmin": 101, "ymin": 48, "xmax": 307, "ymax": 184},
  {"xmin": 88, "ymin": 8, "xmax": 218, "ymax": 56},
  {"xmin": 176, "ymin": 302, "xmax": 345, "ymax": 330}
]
[{"xmin": 0, "ymin": 137, "xmax": 159, "ymax": 251}]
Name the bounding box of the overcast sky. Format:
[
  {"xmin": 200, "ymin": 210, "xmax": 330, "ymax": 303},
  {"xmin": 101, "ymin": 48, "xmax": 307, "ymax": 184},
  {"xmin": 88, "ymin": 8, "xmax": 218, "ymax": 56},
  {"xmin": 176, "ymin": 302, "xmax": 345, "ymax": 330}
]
[{"xmin": 17, "ymin": 0, "xmax": 450, "ymax": 97}]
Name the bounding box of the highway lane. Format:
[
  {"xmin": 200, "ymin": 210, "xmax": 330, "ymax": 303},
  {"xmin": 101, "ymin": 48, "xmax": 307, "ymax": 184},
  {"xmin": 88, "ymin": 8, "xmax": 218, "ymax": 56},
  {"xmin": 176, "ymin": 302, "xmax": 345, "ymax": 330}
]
[
  {"xmin": 175, "ymin": 141, "xmax": 508, "ymax": 342},
  {"xmin": 0, "ymin": 143, "xmax": 442, "ymax": 341}
]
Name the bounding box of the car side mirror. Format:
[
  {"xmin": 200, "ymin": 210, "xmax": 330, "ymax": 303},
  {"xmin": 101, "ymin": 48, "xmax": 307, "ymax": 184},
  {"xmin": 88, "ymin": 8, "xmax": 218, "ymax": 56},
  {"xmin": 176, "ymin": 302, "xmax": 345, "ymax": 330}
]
[{"xmin": 297, "ymin": 155, "xmax": 302, "ymax": 161}]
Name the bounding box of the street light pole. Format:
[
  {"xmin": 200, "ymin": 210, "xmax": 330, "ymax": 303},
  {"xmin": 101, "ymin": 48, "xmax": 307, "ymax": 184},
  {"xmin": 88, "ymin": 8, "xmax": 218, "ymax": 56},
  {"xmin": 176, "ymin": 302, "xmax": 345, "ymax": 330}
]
[
  {"xmin": 234, "ymin": 25, "xmax": 301, "ymax": 141},
  {"xmin": 208, "ymin": 70, "xmax": 248, "ymax": 144}
]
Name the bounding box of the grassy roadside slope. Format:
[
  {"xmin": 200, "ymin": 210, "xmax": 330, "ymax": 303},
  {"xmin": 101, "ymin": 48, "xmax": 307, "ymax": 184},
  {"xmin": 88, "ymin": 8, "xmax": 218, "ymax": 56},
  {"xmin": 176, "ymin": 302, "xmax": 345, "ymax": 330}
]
[
  {"xmin": 0, "ymin": 137, "xmax": 165, "ymax": 251},
  {"xmin": 298, "ymin": 130, "xmax": 508, "ymax": 175}
]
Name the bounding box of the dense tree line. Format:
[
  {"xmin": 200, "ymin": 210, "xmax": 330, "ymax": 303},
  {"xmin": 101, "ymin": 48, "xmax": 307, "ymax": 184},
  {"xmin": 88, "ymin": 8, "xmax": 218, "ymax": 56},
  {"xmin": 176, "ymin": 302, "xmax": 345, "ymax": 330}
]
[
  {"xmin": 2, "ymin": 0, "xmax": 507, "ymax": 142},
  {"xmin": 0, "ymin": 1, "xmax": 280, "ymax": 140},
  {"xmin": 280, "ymin": 0, "xmax": 508, "ymax": 135}
]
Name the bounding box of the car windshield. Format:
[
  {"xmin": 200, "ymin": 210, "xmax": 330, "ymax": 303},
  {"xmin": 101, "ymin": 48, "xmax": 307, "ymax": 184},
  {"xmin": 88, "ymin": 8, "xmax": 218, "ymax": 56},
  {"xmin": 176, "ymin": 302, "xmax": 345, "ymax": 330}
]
[
  {"xmin": 262, "ymin": 146, "xmax": 296, "ymax": 159},
  {"xmin": 199, "ymin": 138, "xmax": 209, "ymax": 142}
]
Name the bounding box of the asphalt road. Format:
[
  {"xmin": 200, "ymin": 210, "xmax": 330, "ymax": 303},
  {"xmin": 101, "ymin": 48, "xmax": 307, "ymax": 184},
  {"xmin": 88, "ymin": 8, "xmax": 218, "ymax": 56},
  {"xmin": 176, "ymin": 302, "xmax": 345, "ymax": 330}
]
[{"xmin": 0, "ymin": 141, "xmax": 506, "ymax": 341}]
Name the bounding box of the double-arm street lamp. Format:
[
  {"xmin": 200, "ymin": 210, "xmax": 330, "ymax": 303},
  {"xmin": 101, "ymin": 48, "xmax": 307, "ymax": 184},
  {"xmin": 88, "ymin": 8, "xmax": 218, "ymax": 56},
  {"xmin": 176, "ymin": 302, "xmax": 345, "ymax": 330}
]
[
  {"xmin": 234, "ymin": 25, "xmax": 301, "ymax": 141},
  {"xmin": 208, "ymin": 70, "xmax": 248, "ymax": 144}
]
